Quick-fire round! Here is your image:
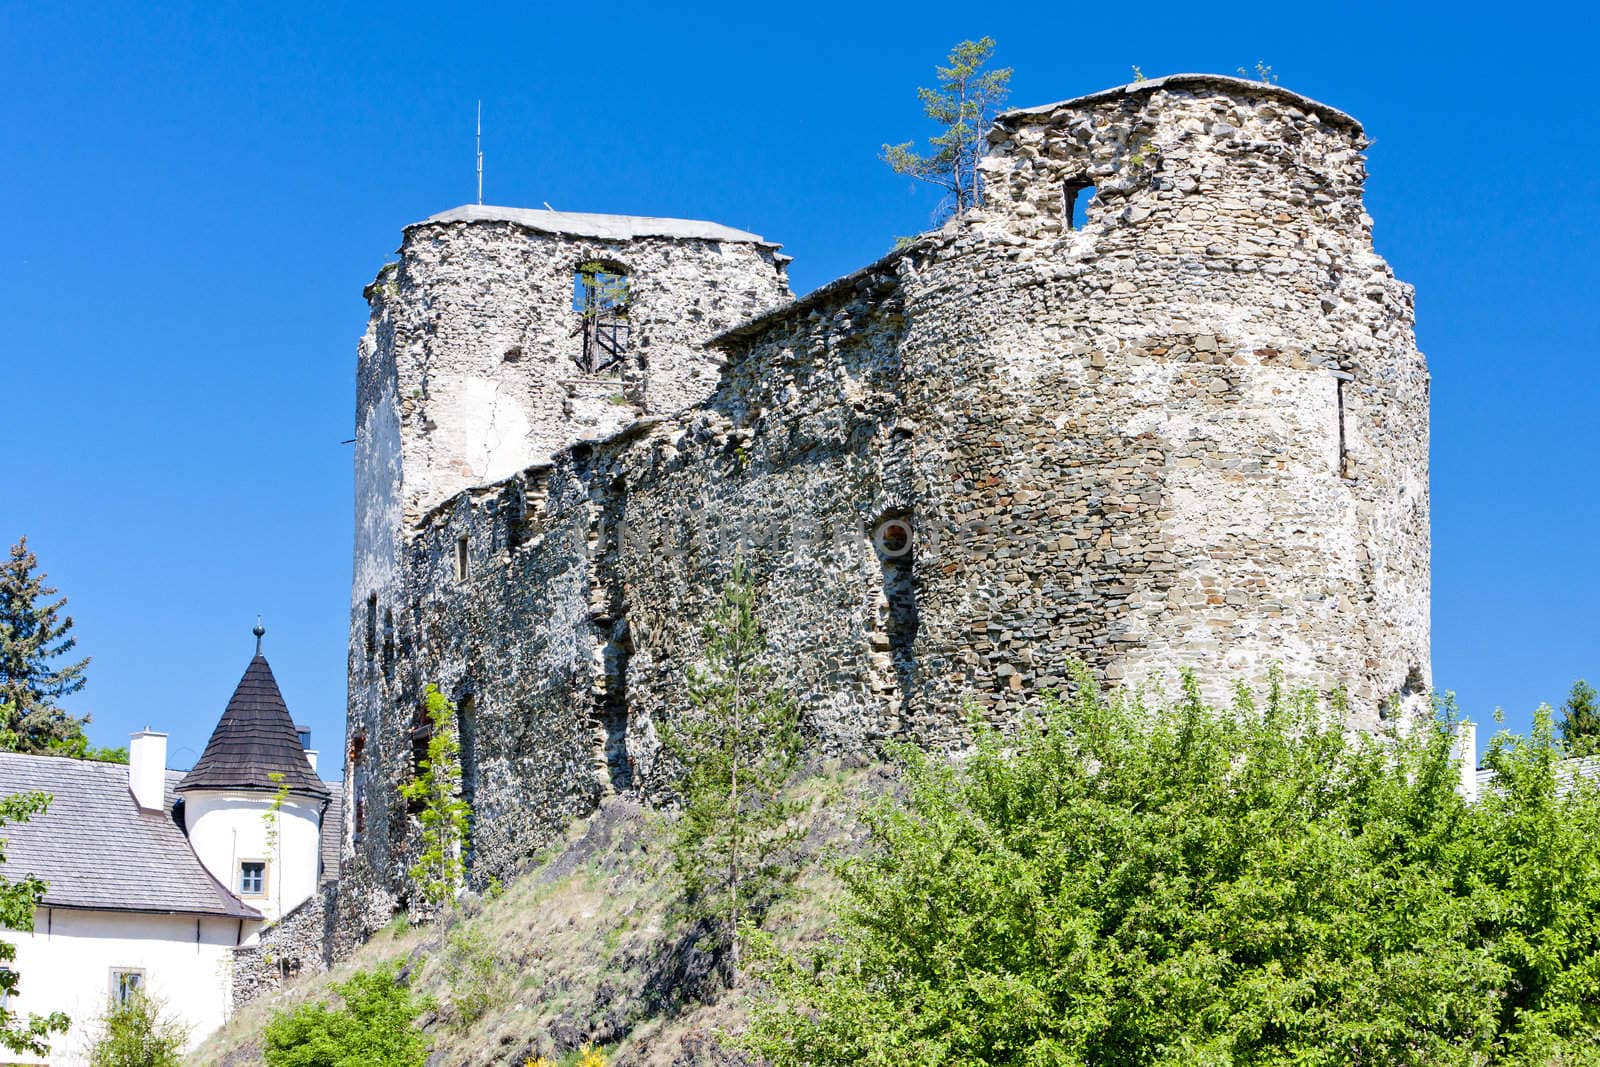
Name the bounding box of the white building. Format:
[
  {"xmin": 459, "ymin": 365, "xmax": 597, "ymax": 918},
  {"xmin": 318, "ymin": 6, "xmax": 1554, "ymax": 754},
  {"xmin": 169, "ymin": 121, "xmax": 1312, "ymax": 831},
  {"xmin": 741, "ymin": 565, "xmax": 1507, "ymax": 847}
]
[{"xmin": 0, "ymin": 632, "xmax": 340, "ymax": 1065}]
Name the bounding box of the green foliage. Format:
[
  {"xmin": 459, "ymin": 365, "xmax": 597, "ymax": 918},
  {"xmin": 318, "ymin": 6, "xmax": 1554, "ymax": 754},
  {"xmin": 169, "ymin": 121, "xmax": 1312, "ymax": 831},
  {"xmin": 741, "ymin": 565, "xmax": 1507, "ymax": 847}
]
[
  {"xmin": 881, "ymin": 38, "xmax": 1012, "ymax": 220},
  {"xmin": 0, "ymin": 537, "xmax": 94, "ymax": 756},
  {"xmin": 86, "ymin": 991, "xmax": 188, "ymax": 1067},
  {"xmin": 397, "ymin": 684, "xmax": 471, "ymax": 917},
  {"xmin": 1130, "ymin": 64, "xmax": 1147, "ymax": 83},
  {"xmin": 659, "ymin": 561, "xmax": 804, "ymax": 986},
  {"xmin": 1558, "ymin": 679, "xmax": 1600, "ymax": 756},
  {"xmin": 439, "ymin": 927, "xmax": 499, "ymax": 1030},
  {"xmin": 575, "ymin": 261, "xmax": 629, "ymax": 318},
  {"xmin": 262, "ymin": 771, "xmax": 291, "ymax": 913},
  {"xmin": 0, "ymin": 789, "xmax": 70, "ymax": 1054},
  {"xmin": 263, "ymin": 962, "xmax": 432, "ymax": 1067},
  {"xmin": 1239, "ymin": 60, "xmax": 1279, "ymax": 84},
  {"xmin": 748, "ymin": 667, "xmax": 1600, "ymax": 1064}
]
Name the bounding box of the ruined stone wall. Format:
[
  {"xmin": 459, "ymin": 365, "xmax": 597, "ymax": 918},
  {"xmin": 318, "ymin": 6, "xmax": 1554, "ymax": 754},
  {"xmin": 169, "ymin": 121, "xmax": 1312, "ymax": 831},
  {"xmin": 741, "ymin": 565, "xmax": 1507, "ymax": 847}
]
[
  {"xmin": 361, "ymin": 211, "xmax": 792, "ymax": 526},
  {"xmin": 340, "ymin": 75, "xmax": 1429, "ymax": 928},
  {"xmin": 895, "ymin": 73, "xmax": 1429, "ymax": 721},
  {"xmin": 232, "ymin": 883, "xmax": 338, "ymax": 1008}
]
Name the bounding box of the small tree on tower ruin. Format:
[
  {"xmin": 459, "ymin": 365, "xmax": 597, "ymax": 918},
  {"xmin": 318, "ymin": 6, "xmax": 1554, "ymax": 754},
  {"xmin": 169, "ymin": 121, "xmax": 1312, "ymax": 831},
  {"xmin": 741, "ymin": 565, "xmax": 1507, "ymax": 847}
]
[{"xmin": 881, "ymin": 37, "xmax": 1012, "ymax": 221}]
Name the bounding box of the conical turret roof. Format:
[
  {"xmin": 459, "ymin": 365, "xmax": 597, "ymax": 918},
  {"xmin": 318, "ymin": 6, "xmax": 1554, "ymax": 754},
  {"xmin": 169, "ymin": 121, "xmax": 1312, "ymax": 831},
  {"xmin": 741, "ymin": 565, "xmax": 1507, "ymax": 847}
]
[{"xmin": 176, "ymin": 654, "xmax": 329, "ymax": 800}]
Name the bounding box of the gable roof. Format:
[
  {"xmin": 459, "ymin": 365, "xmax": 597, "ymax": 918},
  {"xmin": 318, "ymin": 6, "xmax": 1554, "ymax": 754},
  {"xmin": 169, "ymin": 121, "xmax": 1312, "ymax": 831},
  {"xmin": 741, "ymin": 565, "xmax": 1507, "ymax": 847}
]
[
  {"xmin": 0, "ymin": 753, "xmax": 262, "ymax": 919},
  {"xmin": 176, "ymin": 655, "xmax": 330, "ymax": 800}
]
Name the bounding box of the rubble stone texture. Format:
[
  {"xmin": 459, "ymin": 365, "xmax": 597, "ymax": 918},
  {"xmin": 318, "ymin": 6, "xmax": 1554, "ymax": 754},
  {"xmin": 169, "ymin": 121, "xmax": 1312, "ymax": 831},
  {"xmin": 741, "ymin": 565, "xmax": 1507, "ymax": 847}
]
[{"xmin": 338, "ymin": 75, "xmax": 1429, "ymax": 930}]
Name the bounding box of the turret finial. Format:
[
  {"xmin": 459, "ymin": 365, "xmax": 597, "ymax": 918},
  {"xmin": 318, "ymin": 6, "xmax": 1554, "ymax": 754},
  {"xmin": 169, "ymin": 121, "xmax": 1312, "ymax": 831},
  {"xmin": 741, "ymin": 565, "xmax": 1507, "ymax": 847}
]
[{"xmin": 253, "ymin": 615, "xmax": 266, "ymax": 656}]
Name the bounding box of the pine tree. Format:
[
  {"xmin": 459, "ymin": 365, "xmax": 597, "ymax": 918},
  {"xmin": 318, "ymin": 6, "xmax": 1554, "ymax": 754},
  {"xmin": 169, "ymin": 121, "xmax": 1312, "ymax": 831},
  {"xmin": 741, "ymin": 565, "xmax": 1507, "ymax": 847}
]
[
  {"xmin": 881, "ymin": 38, "xmax": 1013, "ymax": 221},
  {"xmin": 660, "ymin": 561, "xmax": 804, "ymax": 987},
  {"xmin": 1559, "ymin": 679, "xmax": 1600, "ymax": 756},
  {"xmin": 0, "ymin": 539, "xmax": 91, "ymax": 755}
]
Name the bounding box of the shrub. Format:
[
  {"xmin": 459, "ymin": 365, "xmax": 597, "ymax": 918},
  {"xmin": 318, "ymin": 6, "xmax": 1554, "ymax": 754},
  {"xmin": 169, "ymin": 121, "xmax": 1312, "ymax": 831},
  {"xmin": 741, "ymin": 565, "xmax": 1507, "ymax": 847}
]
[
  {"xmin": 85, "ymin": 991, "xmax": 187, "ymax": 1067},
  {"xmin": 440, "ymin": 926, "xmax": 499, "ymax": 1030},
  {"xmin": 747, "ymin": 667, "xmax": 1600, "ymax": 1064},
  {"xmin": 263, "ymin": 962, "xmax": 431, "ymax": 1067}
]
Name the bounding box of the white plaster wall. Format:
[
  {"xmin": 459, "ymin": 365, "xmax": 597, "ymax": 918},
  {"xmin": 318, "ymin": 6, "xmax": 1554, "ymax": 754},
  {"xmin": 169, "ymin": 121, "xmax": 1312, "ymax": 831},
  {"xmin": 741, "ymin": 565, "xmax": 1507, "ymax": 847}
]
[
  {"xmin": 183, "ymin": 793, "xmax": 322, "ymax": 924},
  {"xmin": 1, "ymin": 908, "xmax": 255, "ymax": 1066},
  {"xmin": 353, "ymin": 322, "xmax": 403, "ymax": 619}
]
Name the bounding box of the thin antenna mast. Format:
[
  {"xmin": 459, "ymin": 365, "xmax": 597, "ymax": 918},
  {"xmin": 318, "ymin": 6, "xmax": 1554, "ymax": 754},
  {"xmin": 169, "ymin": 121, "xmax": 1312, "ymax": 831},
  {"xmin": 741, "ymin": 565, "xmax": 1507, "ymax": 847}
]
[{"xmin": 476, "ymin": 100, "xmax": 484, "ymax": 205}]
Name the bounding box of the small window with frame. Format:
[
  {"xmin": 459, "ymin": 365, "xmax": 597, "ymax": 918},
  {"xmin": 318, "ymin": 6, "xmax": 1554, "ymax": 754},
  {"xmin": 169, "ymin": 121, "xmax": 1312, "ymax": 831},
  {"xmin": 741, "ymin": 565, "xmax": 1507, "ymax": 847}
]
[
  {"xmin": 110, "ymin": 968, "xmax": 145, "ymax": 1007},
  {"xmin": 239, "ymin": 860, "xmax": 267, "ymax": 897}
]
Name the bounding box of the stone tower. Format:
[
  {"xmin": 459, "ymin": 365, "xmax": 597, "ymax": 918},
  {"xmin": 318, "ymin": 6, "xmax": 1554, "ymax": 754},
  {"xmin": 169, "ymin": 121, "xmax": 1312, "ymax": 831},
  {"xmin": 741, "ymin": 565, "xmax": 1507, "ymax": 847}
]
[{"xmin": 339, "ymin": 75, "xmax": 1428, "ymax": 925}]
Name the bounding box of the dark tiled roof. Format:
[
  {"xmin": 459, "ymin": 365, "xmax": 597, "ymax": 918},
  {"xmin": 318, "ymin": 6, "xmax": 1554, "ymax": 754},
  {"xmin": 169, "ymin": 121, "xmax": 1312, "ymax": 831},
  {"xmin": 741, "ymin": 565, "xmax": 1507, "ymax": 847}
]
[
  {"xmin": 177, "ymin": 656, "xmax": 329, "ymax": 800},
  {"xmin": 0, "ymin": 753, "xmax": 262, "ymax": 918},
  {"xmin": 319, "ymin": 786, "xmax": 343, "ymax": 885}
]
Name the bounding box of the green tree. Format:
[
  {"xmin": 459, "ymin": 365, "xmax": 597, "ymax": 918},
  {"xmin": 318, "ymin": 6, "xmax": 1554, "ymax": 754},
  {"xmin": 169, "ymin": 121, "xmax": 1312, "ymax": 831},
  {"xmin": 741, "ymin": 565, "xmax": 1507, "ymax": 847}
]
[
  {"xmin": 85, "ymin": 990, "xmax": 187, "ymax": 1067},
  {"xmin": 397, "ymin": 685, "xmax": 470, "ymax": 918},
  {"xmin": 659, "ymin": 561, "xmax": 804, "ymax": 987},
  {"xmin": 1558, "ymin": 678, "xmax": 1600, "ymax": 756},
  {"xmin": 881, "ymin": 38, "xmax": 1012, "ymax": 220},
  {"xmin": 0, "ymin": 790, "xmax": 70, "ymax": 1055},
  {"xmin": 0, "ymin": 538, "xmax": 93, "ymax": 756},
  {"xmin": 262, "ymin": 771, "xmax": 290, "ymax": 916},
  {"xmin": 747, "ymin": 667, "xmax": 1600, "ymax": 1064},
  {"xmin": 263, "ymin": 963, "xmax": 431, "ymax": 1067}
]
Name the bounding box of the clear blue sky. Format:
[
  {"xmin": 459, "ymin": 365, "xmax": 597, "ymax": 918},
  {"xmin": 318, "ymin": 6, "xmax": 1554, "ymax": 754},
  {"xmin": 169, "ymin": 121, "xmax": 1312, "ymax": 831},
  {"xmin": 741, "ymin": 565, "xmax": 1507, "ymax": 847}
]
[{"xmin": 3, "ymin": 1, "xmax": 1595, "ymax": 775}]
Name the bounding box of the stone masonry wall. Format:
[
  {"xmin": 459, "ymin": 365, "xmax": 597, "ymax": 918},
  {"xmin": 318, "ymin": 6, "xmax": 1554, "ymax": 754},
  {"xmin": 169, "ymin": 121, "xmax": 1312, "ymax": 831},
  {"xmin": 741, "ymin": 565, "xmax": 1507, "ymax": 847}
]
[
  {"xmin": 338, "ymin": 75, "xmax": 1429, "ymax": 932},
  {"xmin": 365, "ymin": 213, "xmax": 792, "ymax": 525},
  {"xmin": 232, "ymin": 883, "xmax": 339, "ymax": 1008}
]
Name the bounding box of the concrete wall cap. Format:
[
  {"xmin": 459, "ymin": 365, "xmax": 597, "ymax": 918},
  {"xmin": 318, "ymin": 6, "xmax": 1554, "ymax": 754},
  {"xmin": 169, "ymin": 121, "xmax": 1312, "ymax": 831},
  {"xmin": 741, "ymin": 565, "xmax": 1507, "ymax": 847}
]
[
  {"xmin": 406, "ymin": 204, "xmax": 780, "ymax": 247},
  {"xmin": 994, "ymin": 73, "xmax": 1363, "ymax": 137}
]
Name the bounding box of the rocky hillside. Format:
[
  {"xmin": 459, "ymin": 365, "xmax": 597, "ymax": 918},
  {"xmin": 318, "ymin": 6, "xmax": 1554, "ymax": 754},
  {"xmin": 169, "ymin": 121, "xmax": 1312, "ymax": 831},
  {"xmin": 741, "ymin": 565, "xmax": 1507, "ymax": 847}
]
[{"xmin": 190, "ymin": 760, "xmax": 885, "ymax": 1066}]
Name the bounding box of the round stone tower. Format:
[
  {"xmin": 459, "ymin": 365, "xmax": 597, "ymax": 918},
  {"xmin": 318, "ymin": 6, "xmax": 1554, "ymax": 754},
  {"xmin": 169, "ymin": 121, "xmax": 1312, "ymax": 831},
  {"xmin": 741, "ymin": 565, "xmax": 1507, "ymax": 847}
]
[{"xmin": 892, "ymin": 74, "xmax": 1428, "ymax": 727}]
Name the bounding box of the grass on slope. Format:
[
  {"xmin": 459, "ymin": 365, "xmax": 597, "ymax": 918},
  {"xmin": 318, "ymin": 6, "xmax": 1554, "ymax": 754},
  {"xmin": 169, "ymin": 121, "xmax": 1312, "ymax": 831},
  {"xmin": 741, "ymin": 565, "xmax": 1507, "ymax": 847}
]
[{"xmin": 189, "ymin": 759, "xmax": 884, "ymax": 1067}]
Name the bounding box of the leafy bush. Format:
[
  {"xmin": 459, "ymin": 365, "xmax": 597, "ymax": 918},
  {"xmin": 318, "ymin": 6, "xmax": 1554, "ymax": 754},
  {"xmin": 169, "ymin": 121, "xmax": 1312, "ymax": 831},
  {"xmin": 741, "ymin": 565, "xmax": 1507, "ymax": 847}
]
[
  {"xmin": 263, "ymin": 962, "xmax": 431, "ymax": 1067},
  {"xmin": 439, "ymin": 927, "xmax": 499, "ymax": 1030},
  {"xmin": 747, "ymin": 668, "xmax": 1600, "ymax": 1065},
  {"xmin": 86, "ymin": 991, "xmax": 187, "ymax": 1067}
]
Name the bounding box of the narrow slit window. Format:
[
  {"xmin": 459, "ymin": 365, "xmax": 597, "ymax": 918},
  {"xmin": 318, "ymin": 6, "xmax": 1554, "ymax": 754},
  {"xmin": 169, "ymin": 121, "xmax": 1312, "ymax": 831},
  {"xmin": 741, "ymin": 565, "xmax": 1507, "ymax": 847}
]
[
  {"xmin": 1334, "ymin": 371, "xmax": 1354, "ymax": 478},
  {"xmin": 382, "ymin": 608, "xmax": 396, "ymax": 677},
  {"xmin": 365, "ymin": 594, "xmax": 377, "ymax": 659},
  {"xmin": 454, "ymin": 536, "xmax": 469, "ymax": 581},
  {"xmin": 571, "ymin": 261, "xmax": 630, "ymax": 376},
  {"xmin": 1064, "ymin": 181, "xmax": 1096, "ymax": 230},
  {"xmin": 407, "ymin": 699, "xmax": 432, "ymax": 815},
  {"xmin": 349, "ymin": 734, "xmax": 367, "ymax": 842}
]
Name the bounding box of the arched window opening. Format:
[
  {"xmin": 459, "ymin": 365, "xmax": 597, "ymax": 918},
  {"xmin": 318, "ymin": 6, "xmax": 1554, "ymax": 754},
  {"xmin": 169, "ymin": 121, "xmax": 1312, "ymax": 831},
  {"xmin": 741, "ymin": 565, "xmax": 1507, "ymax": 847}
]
[
  {"xmin": 572, "ymin": 261, "xmax": 631, "ymax": 376},
  {"xmin": 1064, "ymin": 180, "xmax": 1097, "ymax": 230}
]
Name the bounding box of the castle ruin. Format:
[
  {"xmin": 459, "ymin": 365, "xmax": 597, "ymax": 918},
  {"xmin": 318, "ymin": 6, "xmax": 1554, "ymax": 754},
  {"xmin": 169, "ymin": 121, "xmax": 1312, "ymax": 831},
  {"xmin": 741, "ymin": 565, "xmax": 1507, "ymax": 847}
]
[{"xmin": 339, "ymin": 74, "xmax": 1429, "ymax": 923}]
